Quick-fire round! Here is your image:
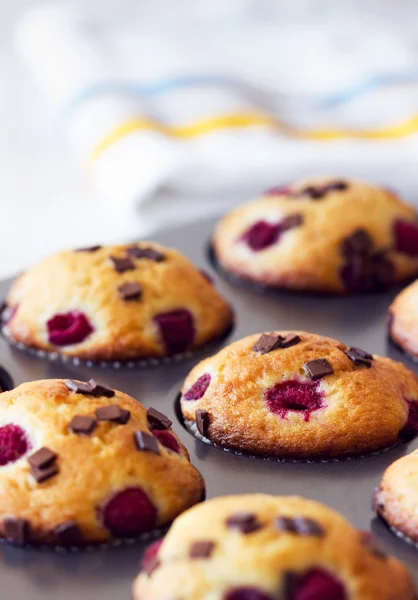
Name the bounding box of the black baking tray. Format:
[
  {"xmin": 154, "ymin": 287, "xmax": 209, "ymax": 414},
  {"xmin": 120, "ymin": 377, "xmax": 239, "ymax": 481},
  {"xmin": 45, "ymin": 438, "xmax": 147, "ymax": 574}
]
[{"xmin": 1, "ymin": 215, "xmax": 418, "ymax": 599}]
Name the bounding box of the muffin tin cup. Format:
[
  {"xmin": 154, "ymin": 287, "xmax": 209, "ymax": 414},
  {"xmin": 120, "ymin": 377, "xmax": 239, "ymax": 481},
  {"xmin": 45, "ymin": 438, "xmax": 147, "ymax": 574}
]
[{"xmin": 1, "ymin": 320, "xmax": 234, "ymax": 370}]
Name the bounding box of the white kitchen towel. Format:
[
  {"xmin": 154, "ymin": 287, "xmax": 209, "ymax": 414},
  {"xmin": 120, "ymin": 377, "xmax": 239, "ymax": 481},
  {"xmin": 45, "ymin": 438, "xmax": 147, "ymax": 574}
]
[{"xmin": 14, "ymin": 0, "xmax": 418, "ymax": 232}]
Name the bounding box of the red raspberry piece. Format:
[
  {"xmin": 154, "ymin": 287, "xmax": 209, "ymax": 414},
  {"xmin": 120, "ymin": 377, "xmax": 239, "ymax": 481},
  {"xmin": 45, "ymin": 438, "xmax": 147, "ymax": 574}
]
[
  {"xmin": 47, "ymin": 311, "xmax": 94, "ymax": 346},
  {"xmin": 399, "ymin": 400, "xmax": 418, "ymax": 441},
  {"xmin": 184, "ymin": 373, "xmax": 211, "ymax": 401},
  {"xmin": 101, "ymin": 487, "xmax": 157, "ymax": 537},
  {"xmin": 141, "ymin": 538, "xmax": 164, "ymax": 575},
  {"xmin": 290, "ymin": 569, "xmax": 346, "ymax": 600},
  {"xmin": 152, "ymin": 430, "xmax": 180, "ymax": 454},
  {"xmin": 394, "ymin": 220, "xmax": 418, "ymax": 256},
  {"xmin": 154, "ymin": 310, "xmax": 195, "ymax": 355},
  {"xmin": 224, "ymin": 588, "xmax": 273, "ymax": 600},
  {"xmin": 265, "ymin": 380, "xmax": 325, "ymax": 422},
  {"xmin": 0, "ymin": 424, "xmax": 30, "ymax": 466},
  {"xmin": 241, "ymin": 221, "xmax": 281, "ymax": 251}
]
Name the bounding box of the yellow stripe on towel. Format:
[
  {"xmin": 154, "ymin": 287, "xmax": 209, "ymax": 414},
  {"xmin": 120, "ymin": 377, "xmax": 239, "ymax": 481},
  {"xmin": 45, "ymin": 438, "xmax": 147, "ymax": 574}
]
[{"xmin": 91, "ymin": 113, "xmax": 418, "ymax": 160}]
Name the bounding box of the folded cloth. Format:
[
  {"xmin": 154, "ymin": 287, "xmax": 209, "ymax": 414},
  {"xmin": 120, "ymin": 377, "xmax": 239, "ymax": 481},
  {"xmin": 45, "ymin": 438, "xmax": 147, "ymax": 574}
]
[{"xmin": 15, "ymin": 0, "xmax": 418, "ymax": 233}]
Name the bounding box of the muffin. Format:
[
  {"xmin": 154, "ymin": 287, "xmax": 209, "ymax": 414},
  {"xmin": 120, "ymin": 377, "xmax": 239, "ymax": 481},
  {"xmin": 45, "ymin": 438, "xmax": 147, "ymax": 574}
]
[
  {"xmin": 2, "ymin": 242, "xmax": 232, "ymax": 361},
  {"xmin": 388, "ymin": 279, "xmax": 418, "ymax": 360},
  {"xmin": 0, "ymin": 379, "xmax": 204, "ymax": 546},
  {"xmin": 374, "ymin": 449, "xmax": 418, "ymax": 544},
  {"xmin": 212, "ymin": 177, "xmax": 418, "ymax": 294},
  {"xmin": 133, "ymin": 494, "xmax": 415, "ymax": 600},
  {"xmin": 180, "ymin": 331, "xmax": 418, "ymax": 459}
]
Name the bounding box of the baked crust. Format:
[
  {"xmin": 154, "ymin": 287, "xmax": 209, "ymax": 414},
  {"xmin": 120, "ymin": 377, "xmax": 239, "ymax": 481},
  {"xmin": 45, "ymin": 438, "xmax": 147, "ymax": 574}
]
[
  {"xmin": 180, "ymin": 331, "xmax": 418, "ymax": 459},
  {"xmin": 3, "ymin": 242, "xmax": 233, "ymax": 360},
  {"xmin": 389, "ymin": 279, "xmax": 418, "ymax": 359},
  {"xmin": 0, "ymin": 379, "xmax": 204, "ymax": 545},
  {"xmin": 133, "ymin": 494, "xmax": 415, "ymax": 600},
  {"xmin": 213, "ymin": 177, "xmax": 418, "ymax": 294}
]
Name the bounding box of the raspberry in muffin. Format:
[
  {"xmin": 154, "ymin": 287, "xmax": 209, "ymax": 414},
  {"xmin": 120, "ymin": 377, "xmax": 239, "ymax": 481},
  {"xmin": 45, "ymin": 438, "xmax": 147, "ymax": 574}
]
[
  {"xmin": 0, "ymin": 379, "xmax": 204, "ymax": 546},
  {"xmin": 388, "ymin": 279, "xmax": 418, "ymax": 361},
  {"xmin": 2, "ymin": 242, "xmax": 232, "ymax": 361},
  {"xmin": 133, "ymin": 494, "xmax": 415, "ymax": 600},
  {"xmin": 212, "ymin": 177, "xmax": 418, "ymax": 294},
  {"xmin": 180, "ymin": 331, "xmax": 418, "ymax": 459},
  {"xmin": 374, "ymin": 449, "xmax": 418, "ymax": 544}
]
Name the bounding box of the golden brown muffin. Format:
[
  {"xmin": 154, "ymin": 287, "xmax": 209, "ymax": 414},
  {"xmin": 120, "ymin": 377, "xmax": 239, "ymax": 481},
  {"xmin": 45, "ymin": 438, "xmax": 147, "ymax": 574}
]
[
  {"xmin": 388, "ymin": 279, "xmax": 418, "ymax": 360},
  {"xmin": 180, "ymin": 331, "xmax": 418, "ymax": 459},
  {"xmin": 0, "ymin": 379, "xmax": 204, "ymax": 546},
  {"xmin": 133, "ymin": 494, "xmax": 415, "ymax": 600},
  {"xmin": 374, "ymin": 449, "xmax": 418, "ymax": 544},
  {"xmin": 2, "ymin": 242, "xmax": 232, "ymax": 361},
  {"xmin": 212, "ymin": 176, "xmax": 418, "ymax": 294}
]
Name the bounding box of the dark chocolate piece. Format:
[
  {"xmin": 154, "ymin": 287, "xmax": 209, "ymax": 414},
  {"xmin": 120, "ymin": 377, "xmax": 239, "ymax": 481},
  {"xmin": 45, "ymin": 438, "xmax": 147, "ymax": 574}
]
[
  {"xmin": 281, "ymin": 334, "xmax": 301, "ymax": 348},
  {"xmin": 118, "ymin": 281, "xmax": 142, "ymax": 301},
  {"xmin": 30, "ymin": 463, "xmax": 59, "ymax": 483},
  {"xmin": 300, "ymin": 185, "xmax": 326, "ymax": 200},
  {"xmin": 96, "ymin": 404, "xmax": 130, "ymax": 424},
  {"xmin": 68, "ymin": 415, "xmax": 97, "ymax": 435},
  {"xmin": 281, "ymin": 214, "xmax": 304, "ymax": 231},
  {"xmin": 276, "ymin": 516, "xmax": 298, "ymax": 533},
  {"xmin": 342, "ymin": 229, "xmax": 373, "ymax": 257},
  {"xmin": 253, "ymin": 333, "xmax": 284, "ymax": 354},
  {"xmin": 304, "ymin": 358, "xmax": 333, "ymax": 381},
  {"xmin": 344, "ymin": 346, "xmax": 373, "ymax": 368},
  {"xmin": 372, "ymin": 487, "xmax": 384, "ymax": 512},
  {"xmin": 87, "ymin": 379, "xmax": 115, "ymax": 398},
  {"xmin": 28, "ymin": 447, "xmax": 57, "ymax": 470},
  {"xmin": 292, "ymin": 517, "xmax": 324, "ymax": 537},
  {"xmin": 195, "ymin": 410, "xmax": 210, "ymax": 438},
  {"xmin": 324, "ymin": 180, "xmax": 348, "ymax": 192},
  {"xmin": 147, "ymin": 407, "xmax": 172, "ymax": 430},
  {"xmin": 226, "ymin": 512, "xmax": 262, "ymax": 534},
  {"xmin": 134, "ymin": 431, "xmax": 160, "ymax": 455},
  {"xmin": 189, "ymin": 540, "xmax": 215, "ymax": 559},
  {"xmin": 65, "ymin": 379, "xmax": 92, "ymax": 395},
  {"xmin": 126, "ymin": 245, "xmax": 165, "ymax": 262},
  {"xmin": 3, "ymin": 517, "xmax": 29, "ymax": 546},
  {"xmin": 109, "ymin": 256, "xmax": 135, "ymax": 273},
  {"xmin": 55, "ymin": 521, "xmax": 83, "ymax": 546},
  {"xmin": 75, "ymin": 245, "xmax": 102, "ymax": 253}
]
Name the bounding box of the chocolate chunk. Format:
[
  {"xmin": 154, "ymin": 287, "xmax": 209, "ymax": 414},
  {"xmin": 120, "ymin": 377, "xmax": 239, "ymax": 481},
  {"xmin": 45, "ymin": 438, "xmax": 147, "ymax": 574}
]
[
  {"xmin": 3, "ymin": 517, "xmax": 29, "ymax": 545},
  {"xmin": 324, "ymin": 180, "xmax": 348, "ymax": 193},
  {"xmin": 253, "ymin": 333, "xmax": 284, "ymax": 354},
  {"xmin": 300, "ymin": 185, "xmax": 326, "ymax": 200},
  {"xmin": 65, "ymin": 380, "xmax": 93, "ymax": 395},
  {"xmin": 195, "ymin": 410, "xmax": 210, "ymax": 438},
  {"xmin": 344, "ymin": 346, "xmax": 373, "ymax": 368},
  {"xmin": 147, "ymin": 407, "xmax": 172, "ymax": 430},
  {"xmin": 87, "ymin": 379, "xmax": 115, "ymax": 398},
  {"xmin": 28, "ymin": 447, "xmax": 57, "ymax": 470},
  {"xmin": 292, "ymin": 517, "xmax": 324, "ymax": 537},
  {"xmin": 281, "ymin": 214, "xmax": 304, "ymax": 231},
  {"xmin": 55, "ymin": 521, "xmax": 83, "ymax": 546},
  {"xmin": 110, "ymin": 256, "xmax": 135, "ymax": 273},
  {"xmin": 68, "ymin": 415, "xmax": 97, "ymax": 435},
  {"xmin": 304, "ymin": 358, "xmax": 333, "ymax": 381},
  {"xmin": 118, "ymin": 281, "xmax": 142, "ymax": 301},
  {"xmin": 281, "ymin": 334, "xmax": 301, "ymax": 348},
  {"xmin": 360, "ymin": 531, "xmax": 386, "ymax": 559},
  {"xmin": 189, "ymin": 540, "xmax": 215, "ymax": 559},
  {"xmin": 126, "ymin": 245, "xmax": 165, "ymax": 262},
  {"xmin": 96, "ymin": 404, "xmax": 131, "ymax": 424},
  {"xmin": 30, "ymin": 463, "xmax": 59, "ymax": 483},
  {"xmin": 75, "ymin": 245, "xmax": 102, "ymax": 253},
  {"xmin": 276, "ymin": 516, "xmax": 298, "ymax": 533},
  {"xmin": 134, "ymin": 431, "xmax": 160, "ymax": 455},
  {"xmin": 342, "ymin": 229, "xmax": 373, "ymax": 257},
  {"xmin": 226, "ymin": 512, "xmax": 262, "ymax": 534}
]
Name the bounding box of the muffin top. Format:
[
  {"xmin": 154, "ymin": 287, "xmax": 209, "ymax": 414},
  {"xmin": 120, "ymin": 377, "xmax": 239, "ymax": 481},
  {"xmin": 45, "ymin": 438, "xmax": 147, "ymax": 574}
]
[
  {"xmin": 3, "ymin": 242, "xmax": 232, "ymax": 361},
  {"xmin": 133, "ymin": 494, "xmax": 415, "ymax": 600},
  {"xmin": 213, "ymin": 177, "xmax": 418, "ymax": 293},
  {"xmin": 180, "ymin": 331, "xmax": 418, "ymax": 459},
  {"xmin": 388, "ymin": 278, "xmax": 418, "ymax": 359},
  {"xmin": 0, "ymin": 379, "xmax": 204, "ymax": 546}
]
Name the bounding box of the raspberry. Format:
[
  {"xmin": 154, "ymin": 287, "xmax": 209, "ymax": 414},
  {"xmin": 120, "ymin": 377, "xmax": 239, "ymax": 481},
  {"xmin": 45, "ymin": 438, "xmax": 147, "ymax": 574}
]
[
  {"xmin": 399, "ymin": 401, "xmax": 418, "ymax": 441},
  {"xmin": 154, "ymin": 310, "xmax": 195, "ymax": 355},
  {"xmin": 265, "ymin": 380, "xmax": 325, "ymax": 422},
  {"xmin": 47, "ymin": 311, "xmax": 94, "ymax": 346},
  {"xmin": 184, "ymin": 373, "xmax": 211, "ymax": 401},
  {"xmin": 224, "ymin": 588, "xmax": 273, "ymax": 600},
  {"xmin": 290, "ymin": 569, "xmax": 346, "ymax": 600},
  {"xmin": 101, "ymin": 488, "xmax": 157, "ymax": 537},
  {"xmin": 0, "ymin": 424, "xmax": 30, "ymax": 466},
  {"xmin": 152, "ymin": 430, "xmax": 180, "ymax": 453},
  {"xmin": 141, "ymin": 538, "xmax": 164, "ymax": 575},
  {"xmin": 394, "ymin": 220, "xmax": 418, "ymax": 256},
  {"xmin": 241, "ymin": 221, "xmax": 281, "ymax": 251}
]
